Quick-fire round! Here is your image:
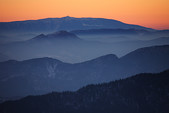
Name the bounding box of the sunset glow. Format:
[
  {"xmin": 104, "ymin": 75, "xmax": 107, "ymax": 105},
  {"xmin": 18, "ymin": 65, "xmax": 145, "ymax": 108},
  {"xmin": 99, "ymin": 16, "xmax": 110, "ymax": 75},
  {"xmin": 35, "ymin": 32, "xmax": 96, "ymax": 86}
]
[{"xmin": 0, "ymin": 0, "xmax": 169, "ymax": 29}]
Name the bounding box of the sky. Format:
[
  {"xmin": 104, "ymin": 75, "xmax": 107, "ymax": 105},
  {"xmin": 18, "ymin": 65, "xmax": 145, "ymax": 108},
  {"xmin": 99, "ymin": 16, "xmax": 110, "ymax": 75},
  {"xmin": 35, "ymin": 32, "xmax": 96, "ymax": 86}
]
[{"xmin": 0, "ymin": 0, "xmax": 169, "ymax": 30}]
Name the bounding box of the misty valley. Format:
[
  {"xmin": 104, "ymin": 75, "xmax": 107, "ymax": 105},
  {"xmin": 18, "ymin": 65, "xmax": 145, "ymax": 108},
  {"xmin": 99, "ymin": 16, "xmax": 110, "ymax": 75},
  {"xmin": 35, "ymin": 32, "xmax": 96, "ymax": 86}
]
[{"xmin": 0, "ymin": 17, "xmax": 169, "ymax": 113}]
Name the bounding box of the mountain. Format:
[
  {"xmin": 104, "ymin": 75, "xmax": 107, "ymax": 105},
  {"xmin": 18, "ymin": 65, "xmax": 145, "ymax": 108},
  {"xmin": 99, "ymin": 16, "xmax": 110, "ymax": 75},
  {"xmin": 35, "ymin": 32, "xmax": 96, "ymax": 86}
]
[
  {"xmin": 0, "ymin": 31, "xmax": 90, "ymax": 62},
  {"xmin": 0, "ymin": 45, "xmax": 169, "ymax": 102},
  {"xmin": 0, "ymin": 16, "xmax": 152, "ymax": 33},
  {"xmin": 31, "ymin": 30, "xmax": 80, "ymax": 41},
  {"xmin": 0, "ymin": 69, "xmax": 169, "ymax": 113},
  {"xmin": 0, "ymin": 30, "xmax": 134, "ymax": 63},
  {"xmin": 1, "ymin": 29, "xmax": 169, "ymax": 63}
]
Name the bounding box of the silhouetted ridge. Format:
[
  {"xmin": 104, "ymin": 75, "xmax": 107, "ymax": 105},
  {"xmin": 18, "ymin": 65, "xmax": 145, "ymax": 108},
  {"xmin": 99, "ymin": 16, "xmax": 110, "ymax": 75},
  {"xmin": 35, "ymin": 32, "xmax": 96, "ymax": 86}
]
[{"xmin": 0, "ymin": 69, "xmax": 169, "ymax": 113}]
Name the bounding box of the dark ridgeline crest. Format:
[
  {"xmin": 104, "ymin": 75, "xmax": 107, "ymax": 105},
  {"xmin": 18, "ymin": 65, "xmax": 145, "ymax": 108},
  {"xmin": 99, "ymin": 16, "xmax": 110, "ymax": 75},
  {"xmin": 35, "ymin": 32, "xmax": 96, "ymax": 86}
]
[{"xmin": 0, "ymin": 69, "xmax": 169, "ymax": 113}]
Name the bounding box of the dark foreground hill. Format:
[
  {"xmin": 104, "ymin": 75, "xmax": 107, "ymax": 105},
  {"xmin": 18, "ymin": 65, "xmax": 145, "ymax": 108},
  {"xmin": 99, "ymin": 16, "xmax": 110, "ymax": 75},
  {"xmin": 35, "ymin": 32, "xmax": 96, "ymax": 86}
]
[{"xmin": 0, "ymin": 69, "xmax": 169, "ymax": 113}]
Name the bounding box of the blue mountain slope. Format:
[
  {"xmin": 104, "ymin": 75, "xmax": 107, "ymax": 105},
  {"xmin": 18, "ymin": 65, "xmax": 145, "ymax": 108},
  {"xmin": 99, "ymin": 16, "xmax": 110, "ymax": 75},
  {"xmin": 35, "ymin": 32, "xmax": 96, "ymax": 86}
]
[{"xmin": 0, "ymin": 45, "xmax": 169, "ymax": 102}]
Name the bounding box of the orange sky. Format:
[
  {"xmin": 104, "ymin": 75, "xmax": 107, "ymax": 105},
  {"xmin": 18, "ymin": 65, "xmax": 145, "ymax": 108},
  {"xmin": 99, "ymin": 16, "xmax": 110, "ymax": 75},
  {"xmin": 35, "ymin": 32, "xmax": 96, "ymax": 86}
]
[{"xmin": 0, "ymin": 0, "xmax": 169, "ymax": 29}]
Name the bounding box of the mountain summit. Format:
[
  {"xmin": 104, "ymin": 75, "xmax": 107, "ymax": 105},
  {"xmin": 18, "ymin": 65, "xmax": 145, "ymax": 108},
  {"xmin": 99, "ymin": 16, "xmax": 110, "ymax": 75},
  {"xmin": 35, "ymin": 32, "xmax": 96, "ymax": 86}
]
[{"xmin": 0, "ymin": 17, "xmax": 153, "ymax": 33}]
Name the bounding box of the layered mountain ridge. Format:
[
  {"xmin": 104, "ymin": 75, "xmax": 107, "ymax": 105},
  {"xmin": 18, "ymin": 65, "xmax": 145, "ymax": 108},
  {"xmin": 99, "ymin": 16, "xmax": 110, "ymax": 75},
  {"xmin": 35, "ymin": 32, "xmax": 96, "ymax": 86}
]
[{"xmin": 0, "ymin": 45, "xmax": 169, "ymax": 102}]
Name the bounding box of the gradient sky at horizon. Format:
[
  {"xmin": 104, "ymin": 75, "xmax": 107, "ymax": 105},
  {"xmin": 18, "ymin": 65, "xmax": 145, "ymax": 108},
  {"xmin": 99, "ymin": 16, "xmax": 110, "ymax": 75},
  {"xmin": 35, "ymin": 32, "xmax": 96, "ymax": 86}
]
[{"xmin": 0, "ymin": 0, "xmax": 169, "ymax": 30}]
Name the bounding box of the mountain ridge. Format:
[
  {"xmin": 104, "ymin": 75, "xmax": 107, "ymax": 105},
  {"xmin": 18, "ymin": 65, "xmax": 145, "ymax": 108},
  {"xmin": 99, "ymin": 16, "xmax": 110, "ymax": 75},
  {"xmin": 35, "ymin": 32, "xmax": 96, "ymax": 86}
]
[
  {"xmin": 0, "ymin": 16, "xmax": 153, "ymax": 33},
  {"xmin": 0, "ymin": 45, "xmax": 169, "ymax": 102},
  {"xmin": 0, "ymin": 69, "xmax": 169, "ymax": 113}
]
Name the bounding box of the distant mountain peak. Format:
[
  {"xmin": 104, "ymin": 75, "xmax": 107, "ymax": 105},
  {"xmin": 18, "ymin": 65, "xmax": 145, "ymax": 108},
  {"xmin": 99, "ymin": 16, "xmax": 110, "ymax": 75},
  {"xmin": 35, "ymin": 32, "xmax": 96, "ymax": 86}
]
[
  {"xmin": 47, "ymin": 30, "xmax": 80, "ymax": 39},
  {"xmin": 61, "ymin": 16, "xmax": 75, "ymax": 20},
  {"xmin": 0, "ymin": 16, "xmax": 153, "ymax": 33},
  {"xmin": 31, "ymin": 31, "xmax": 80, "ymax": 41},
  {"xmin": 62, "ymin": 16, "xmax": 73, "ymax": 18}
]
